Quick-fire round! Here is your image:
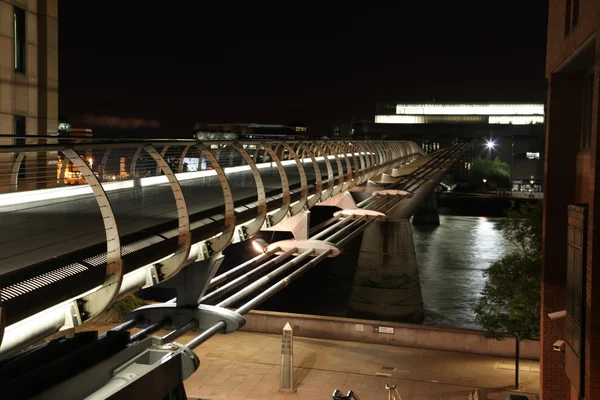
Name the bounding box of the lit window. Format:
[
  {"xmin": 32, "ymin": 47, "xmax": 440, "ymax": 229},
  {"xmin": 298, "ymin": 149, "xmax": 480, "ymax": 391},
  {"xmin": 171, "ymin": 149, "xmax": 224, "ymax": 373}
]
[
  {"xmin": 13, "ymin": 7, "xmax": 25, "ymax": 73},
  {"xmin": 394, "ymin": 104, "xmax": 544, "ymax": 116},
  {"xmin": 375, "ymin": 115, "xmax": 425, "ymax": 124},
  {"xmin": 489, "ymin": 116, "xmax": 544, "ymax": 125},
  {"xmin": 526, "ymin": 152, "xmax": 540, "ymax": 159}
]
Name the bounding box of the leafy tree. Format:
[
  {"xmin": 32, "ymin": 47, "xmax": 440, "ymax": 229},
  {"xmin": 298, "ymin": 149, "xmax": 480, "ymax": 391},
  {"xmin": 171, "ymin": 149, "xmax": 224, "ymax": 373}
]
[
  {"xmin": 469, "ymin": 156, "xmax": 512, "ymax": 190},
  {"xmin": 474, "ymin": 202, "xmax": 542, "ymax": 389}
]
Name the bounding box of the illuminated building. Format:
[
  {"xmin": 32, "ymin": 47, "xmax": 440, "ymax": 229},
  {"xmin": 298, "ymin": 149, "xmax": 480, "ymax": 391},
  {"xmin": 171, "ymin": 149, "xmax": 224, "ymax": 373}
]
[
  {"xmin": 0, "ymin": 0, "xmax": 58, "ymax": 193},
  {"xmin": 370, "ymin": 102, "xmax": 546, "ymax": 191},
  {"xmin": 541, "ymin": 1, "xmax": 600, "ymax": 399},
  {"xmin": 55, "ymin": 128, "xmax": 93, "ymax": 185},
  {"xmin": 193, "ymin": 122, "xmax": 307, "ymax": 140}
]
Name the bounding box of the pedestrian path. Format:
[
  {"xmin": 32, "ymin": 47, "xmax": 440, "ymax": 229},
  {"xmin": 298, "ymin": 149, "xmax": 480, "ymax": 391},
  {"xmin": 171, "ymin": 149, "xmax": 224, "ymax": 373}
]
[{"xmin": 84, "ymin": 324, "xmax": 540, "ymax": 400}]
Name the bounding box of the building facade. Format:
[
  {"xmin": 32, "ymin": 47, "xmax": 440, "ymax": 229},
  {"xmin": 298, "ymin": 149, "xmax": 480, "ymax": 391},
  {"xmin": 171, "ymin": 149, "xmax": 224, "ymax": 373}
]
[
  {"xmin": 372, "ymin": 103, "xmax": 546, "ymax": 191},
  {"xmin": 0, "ymin": 0, "xmax": 58, "ymax": 192},
  {"xmin": 542, "ymin": 1, "xmax": 600, "ymax": 399}
]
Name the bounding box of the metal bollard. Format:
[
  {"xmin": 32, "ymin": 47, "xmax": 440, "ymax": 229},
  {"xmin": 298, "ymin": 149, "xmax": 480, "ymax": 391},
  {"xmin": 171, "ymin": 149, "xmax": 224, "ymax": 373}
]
[
  {"xmin": 386, "ymin": 383, "xmax": 402, "ymax": 400},
  {"xmin": 279, "ymin": 322, "xmax": 295, "ymax": 392}
]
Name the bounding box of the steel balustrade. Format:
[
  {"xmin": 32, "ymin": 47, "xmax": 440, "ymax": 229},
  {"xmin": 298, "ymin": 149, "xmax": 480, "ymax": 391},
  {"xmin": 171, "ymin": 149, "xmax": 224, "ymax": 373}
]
[
  {"xmin": 0, "ymin": 138, "xmax": 427, "ymax": 356},
  {"xmin": 0, "ymin": 138, "xmax": 476, "ymax": 399}
]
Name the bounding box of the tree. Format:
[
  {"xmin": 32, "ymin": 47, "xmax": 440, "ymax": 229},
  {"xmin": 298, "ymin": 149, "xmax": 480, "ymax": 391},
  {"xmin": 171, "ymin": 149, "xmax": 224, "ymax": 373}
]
[
  {"xmin": 468, "ymin": 156, "xmax": 512, "ymax": 191},
  {"xmin": 473, "ymin": 202, "xmax": 542, "ymax": 389}
]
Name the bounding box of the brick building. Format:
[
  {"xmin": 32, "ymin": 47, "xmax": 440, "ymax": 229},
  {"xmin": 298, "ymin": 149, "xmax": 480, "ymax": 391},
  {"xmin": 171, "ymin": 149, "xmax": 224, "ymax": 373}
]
[{"xmin": 542, "ymin": 1, "xmax": 600, "ymax": 399}]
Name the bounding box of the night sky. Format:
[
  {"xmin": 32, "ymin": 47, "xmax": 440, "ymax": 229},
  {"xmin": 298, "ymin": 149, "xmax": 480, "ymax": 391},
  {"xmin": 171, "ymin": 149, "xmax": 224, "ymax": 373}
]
[{"xmin": 58, "ymin": 2, "xmax": 549, "ymax": 137}]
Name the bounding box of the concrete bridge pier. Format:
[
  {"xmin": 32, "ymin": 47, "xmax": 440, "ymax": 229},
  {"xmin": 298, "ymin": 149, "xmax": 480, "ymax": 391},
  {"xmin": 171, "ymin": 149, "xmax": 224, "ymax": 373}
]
[
  {"xmin": 412, "ymin": 192, "xmax": 440, "ymax": 226},
  {"xmin": 349, "ymin": 219, "xmax": 424, "ymax": 323}
]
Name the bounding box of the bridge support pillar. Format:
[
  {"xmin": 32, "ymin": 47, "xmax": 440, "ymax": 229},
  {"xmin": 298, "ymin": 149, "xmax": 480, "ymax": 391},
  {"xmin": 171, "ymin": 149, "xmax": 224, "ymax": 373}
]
[
  {"xmin": 349, "ymin": 219, "xmax": 424, "ymax": 323},
  {"xmin": 412, "ymin": 192, "xmax": 440, "ymax": 226},
  {"xmin": 161, "ymin": 255, "xmax": 224, "ymax": 306}
]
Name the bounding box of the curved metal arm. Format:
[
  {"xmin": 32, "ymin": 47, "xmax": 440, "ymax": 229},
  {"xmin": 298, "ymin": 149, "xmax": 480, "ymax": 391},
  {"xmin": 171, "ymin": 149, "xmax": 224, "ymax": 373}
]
[
  {"xmin": 98, "ymin": 149, "xmax": 111, "ymax": 181},
  {"xmin": 295, "ymin": 142, "xmax": 322, "ymax": 208},
  {"xmin": 178, "ymin": 144, "xmax": 193, "ymax": 173},
  {"xmin": 262, "ymin": 143, "xmax": 291, "ymax": 226},
  {"xmin": 154, "ymin": 145, "xmax": 170, "ymax": 176},
  {"xmin": 232, "ymin": 142, "xmax": 267, "ymax": 238},
  {"xmin": 320, "ymin": 143, "xmax": 344, "ymax": 197},
  {"xmin": 61, "ymin": 148, "xmax": 123, "ymax": 322},
  {"xmin": 316, "ymin": 143, "xmax": 335, "ymax": 201},
  {"xmin": 143, "ymin": 145, "xmax": 192, "ymax": 280},
  {"xmin": 130, "ymin": 146, "xmax": 144, "ymax": 177},
  {"xmin": 197, "ymin": 143, "xmax": 236, "ymax": 255},
  {"xmin": 9, "ymin": 153, "xmax": 25, "ymax": 192},
  {"xmin": 282, "ymin": 142, "xmax": 308, "ymax": 215}
]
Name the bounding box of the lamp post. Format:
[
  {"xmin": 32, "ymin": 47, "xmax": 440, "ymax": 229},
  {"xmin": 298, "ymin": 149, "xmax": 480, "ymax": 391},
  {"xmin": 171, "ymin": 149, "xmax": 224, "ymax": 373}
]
[
  {"xmin": 530, "ymin": 179, "xmax": 535, "ymax": 198},
  {"xmin": 486, "ymin": 140, "xmax": 495, "ymax": 160},
  {"xmin": 482, "ymin": 178, "xmax": 487, "ymax": 193}
]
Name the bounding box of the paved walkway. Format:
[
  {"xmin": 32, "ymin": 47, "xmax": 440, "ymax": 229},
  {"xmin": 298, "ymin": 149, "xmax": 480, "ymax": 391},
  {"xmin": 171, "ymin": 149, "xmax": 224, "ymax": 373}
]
[{"xmin": 84, "ymin": 324, "xmax": 539, "ymax": 400}]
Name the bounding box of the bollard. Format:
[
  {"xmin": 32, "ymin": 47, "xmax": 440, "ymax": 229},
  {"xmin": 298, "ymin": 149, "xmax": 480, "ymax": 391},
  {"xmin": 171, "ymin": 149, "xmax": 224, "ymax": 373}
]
[
  {"xmin": 279, "ymin": 322, "xmax": 295, "ymax": 392},
  {"xmin": 386, "ymin": 383, "xmax": 402, "ymax": 400}
]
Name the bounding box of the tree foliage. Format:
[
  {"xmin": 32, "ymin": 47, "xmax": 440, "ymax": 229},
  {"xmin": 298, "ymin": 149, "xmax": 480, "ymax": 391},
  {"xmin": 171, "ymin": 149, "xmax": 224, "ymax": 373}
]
[
  {"xmin": 498, "ymin": 202, "xmax": 543, "ymax": 257},
  {"xmin": 110, "ymin": 295, "xmax": 150, "ymax": 320},
  {"xmin": 469, "ymin": 156, "xmax": 512, "ymax": 190},
  {"xmin": 474, "ymin": 202, "xmax": 542, "ymax": 340},
  {"xmin": 474, "ymin": 254, "xmax": 540, "ymax": 340}
]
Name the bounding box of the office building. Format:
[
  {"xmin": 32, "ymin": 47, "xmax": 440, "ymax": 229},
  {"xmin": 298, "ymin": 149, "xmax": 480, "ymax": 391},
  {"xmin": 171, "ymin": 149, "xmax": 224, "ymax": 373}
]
[
  {"xmin": 542, "ymin": 1, "xmax": 600, "ymax": 399},
  {"xmin": 0, "ymin": 0, "xmax": 58, "ymax": 192}
]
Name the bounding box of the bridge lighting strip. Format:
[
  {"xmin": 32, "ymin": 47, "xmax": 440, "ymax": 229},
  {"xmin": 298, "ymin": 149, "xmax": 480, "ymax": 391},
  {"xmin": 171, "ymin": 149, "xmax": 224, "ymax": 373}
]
[{"xmin": 0, "ymin": 154, "xmax": 364, "ymax": 206}]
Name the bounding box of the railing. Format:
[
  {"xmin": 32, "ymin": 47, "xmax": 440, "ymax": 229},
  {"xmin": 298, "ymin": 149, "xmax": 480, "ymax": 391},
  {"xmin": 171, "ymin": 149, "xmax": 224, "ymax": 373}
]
[{"xmin": 0, "ymin": 137, "xmax": 424, "ymax": 354}]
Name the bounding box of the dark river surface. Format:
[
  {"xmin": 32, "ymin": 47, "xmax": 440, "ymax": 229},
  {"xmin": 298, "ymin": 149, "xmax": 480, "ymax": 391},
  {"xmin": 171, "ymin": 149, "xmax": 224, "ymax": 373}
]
[{"xmin": 413, "ymin": 215, "xmax": 516, "ymax": 329}]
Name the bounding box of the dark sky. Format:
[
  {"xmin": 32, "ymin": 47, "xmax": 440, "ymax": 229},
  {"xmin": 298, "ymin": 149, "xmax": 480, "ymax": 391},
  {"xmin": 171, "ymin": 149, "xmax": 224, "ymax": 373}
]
[{"xmin": 58, "ymin": 2, "xmax": 549, "ymax": 136}]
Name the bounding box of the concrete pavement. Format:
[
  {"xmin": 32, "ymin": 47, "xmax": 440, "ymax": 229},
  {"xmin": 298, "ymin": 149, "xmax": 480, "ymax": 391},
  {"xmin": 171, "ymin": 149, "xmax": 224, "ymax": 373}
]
[{"xmin": 83, "ymin": 324, "xmax": 539, "ymax": 400}]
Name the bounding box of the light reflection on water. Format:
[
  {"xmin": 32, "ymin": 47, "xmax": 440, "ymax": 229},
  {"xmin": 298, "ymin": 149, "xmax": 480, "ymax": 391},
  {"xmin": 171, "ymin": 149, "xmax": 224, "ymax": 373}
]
[{"xmin": 412, "ymin": 215, "xmax": 516, "ymax": 329}]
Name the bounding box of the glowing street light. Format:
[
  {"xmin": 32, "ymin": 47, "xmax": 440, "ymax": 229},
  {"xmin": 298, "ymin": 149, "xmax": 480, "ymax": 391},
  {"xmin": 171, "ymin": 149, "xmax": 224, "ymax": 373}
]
[
  {"xmin": 486, "ymin": 140, "xmax": 495, "ymax": 149},
  {"xmin": 252, "ymin": 238, "xmax": 269, "ymax": 254},
  {"xmin": 482, "ymin": 178, "xmax": 487, "ymax": 184}
]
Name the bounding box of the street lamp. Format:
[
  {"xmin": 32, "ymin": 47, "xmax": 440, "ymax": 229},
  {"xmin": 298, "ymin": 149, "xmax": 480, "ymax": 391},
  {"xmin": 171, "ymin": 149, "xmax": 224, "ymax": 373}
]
[
  {"xmin": 482, "ymin": 178, "xmax": 487, "ymax": 184},
  {"xmin": 252, "ymin": 238, "xmax": 269, "ymax": 254},
  {"xmin": 485, "ymin": 140, "xmax": 495, "ymax": 160}
]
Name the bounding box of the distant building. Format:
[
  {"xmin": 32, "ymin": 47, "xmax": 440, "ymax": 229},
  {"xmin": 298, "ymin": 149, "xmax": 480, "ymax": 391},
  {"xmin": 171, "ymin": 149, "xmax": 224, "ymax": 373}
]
[
  {"xmin": 56, "ymin": 128, "xmax": 94, "ymax": 185},
  {"xmin": 372, "ymin": 102, "xmax": 546, "ymax": 191},
  {"xmin": 0, "ymin": 0, "xmax": 58, "ymax": 192},
  {"xmin": 193, "ymin": 122, "xmax": 307, "ymax": 141},
  {"xmin": 542, "ymin": 1, "xmax": 600, "ymax": 399}
]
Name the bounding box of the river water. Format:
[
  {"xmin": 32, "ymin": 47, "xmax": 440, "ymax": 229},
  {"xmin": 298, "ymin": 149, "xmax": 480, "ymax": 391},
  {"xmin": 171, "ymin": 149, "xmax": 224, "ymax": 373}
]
[{"xmin": 413, "ymin": 215, "xmax": 516, "ymax": 329}]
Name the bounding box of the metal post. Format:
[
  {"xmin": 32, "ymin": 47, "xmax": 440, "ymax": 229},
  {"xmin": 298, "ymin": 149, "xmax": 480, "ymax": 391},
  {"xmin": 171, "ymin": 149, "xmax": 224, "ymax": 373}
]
[
  {"xmin": 162, "ymin": 319, "xmax": 199, "ymax": 343},
  {"xmin": 279, "ymin": 322, "xmax": 295, "ymax": 392},
  {"xmin": 129, "ymin": 319, "xmax": 169, "ymax": 342},
  {"xmin": 385, "ymin": 383, "xmax": 402, "ymax": 400}
]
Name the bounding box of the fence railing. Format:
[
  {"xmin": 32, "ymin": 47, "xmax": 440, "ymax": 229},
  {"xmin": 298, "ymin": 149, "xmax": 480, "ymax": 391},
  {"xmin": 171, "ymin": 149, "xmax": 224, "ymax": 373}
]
[{"xmin": 0, "ymin": 138, "xmax": 424, "ymax": 356}]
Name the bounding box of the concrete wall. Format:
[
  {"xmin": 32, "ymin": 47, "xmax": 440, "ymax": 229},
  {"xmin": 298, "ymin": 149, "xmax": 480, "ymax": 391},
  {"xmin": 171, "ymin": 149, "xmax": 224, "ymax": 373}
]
[{"xmin": 241, "ymin": 310, "xmax": 540, "ymax": 360}]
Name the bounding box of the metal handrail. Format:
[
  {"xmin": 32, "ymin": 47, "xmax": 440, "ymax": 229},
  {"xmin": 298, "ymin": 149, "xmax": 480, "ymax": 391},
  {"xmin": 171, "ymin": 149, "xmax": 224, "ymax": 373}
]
[{"xmin": 0, "ymin": 139, "xmax": 428, "ymax": 358}]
